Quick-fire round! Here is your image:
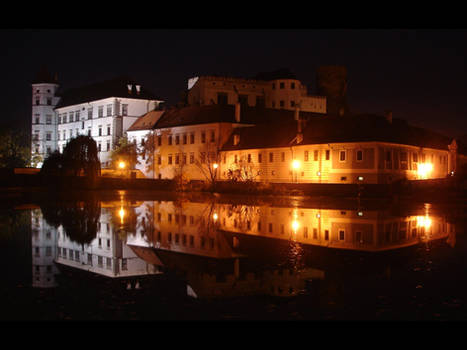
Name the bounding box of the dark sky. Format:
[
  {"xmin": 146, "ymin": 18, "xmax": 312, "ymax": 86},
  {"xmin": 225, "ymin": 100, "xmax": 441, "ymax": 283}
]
[{"xmin": 2, "ymin": 29, "xmax": 467, "ymax": 139}]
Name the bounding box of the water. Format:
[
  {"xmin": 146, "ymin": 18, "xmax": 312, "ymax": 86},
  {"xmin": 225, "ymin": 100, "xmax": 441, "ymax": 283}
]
[{"xmin": 1, "ymin": 190, "xmax": 466, "ymax": 321}]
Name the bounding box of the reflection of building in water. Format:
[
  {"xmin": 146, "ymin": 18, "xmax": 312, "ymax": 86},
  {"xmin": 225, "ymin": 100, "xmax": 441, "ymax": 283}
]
[
  {"xmin": 127, "ymin": 200, "xmax": 325, "ymax": 298},
  {"xmin": 216, "ymin": 203, "xmax": 454, "ymax": 252},
  {"xmin": 31, "ymin": 208, "xmax": 59, "ymax": 288},
  {"xmin": 54, "ymin": 203, "xmax": 161, "ymax": 278}
]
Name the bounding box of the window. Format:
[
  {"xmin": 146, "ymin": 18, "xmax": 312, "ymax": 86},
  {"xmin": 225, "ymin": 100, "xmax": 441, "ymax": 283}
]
[
  {"xmin": 217, "ymin": 93, "xmax": 228, "ymax": 105},
  {"xmin": 210, "ymin": 130, "xmax": 215, "ymax": 142},
  {"xmin": 47, "ymin": 98, "xmax": 52, "ymax": 105},
  {"xmin": 190, "ymin": 133, "xmax": 195, "ymax": 144},
  {"xmin": 35, "ymin": 98, "xmax": 40, "ymax": 105},
  {"xmin": 98, "ymin": 106, "xmax": 103, "ymax": 118},
  {"xmin": 87, "ymin": 129, "xmax": 91, "ymax": 136},
  {"xmin": 175, "ymin": 135, "xmax": 179, "ymax": 145},
  {"xmin": 158, "ymin": 136, "xmax": 162, "ymax": 146},
  {"xmin": 290, "ymin": 101, "xmax": 295, "ymax": 107},
  {"xmin": 175, "ymin": 154, "xmax": 179, "ymax": 164},
  {"xmin": 247, "ymin": 154, "xmax": 251, "ymax": 163},
  {"xmin": 63, "ymin": 114, "xmax": 67, "ymax": 123},
  {"xmin": 98, "ymin": 126, "xmax": 102, "ymax": 136},
  {"xmin": 339, "ymin": 150, "xmax": 346, "ymax": 161},
  {"xmin": 313, "ymin": 228, "xmax": 318, "ymax": 239},
  {"xmin": 201, "ymin": 132, "xmax": 206, "ymax": 143},
  {"xmin": 183, "ymin": 134, "xmax": 187, "ymax": 144},
  {"xmin": 107, "ymin": 104, "xmax": 112, "ymax": 116},
  {"xmin": 326, "ymin": 150, "xmax": 330, "ymax": 160},
  {"xmin": 168, "ymin": 135, "xmax": 172, "ymax": 145},
  {"xmin": 76, "ymin": 111, "xmax": 80, "ymax": 121},
  {"xmin": 107, "ymin": 125, "xmax": 111, "ymax": 135},
  {"xmin": 190, "ymin": 152, "xmax": 194, "ymax": 164},
  {"xmin": 413, "ymin": 153, "xmax": 418, "ymax": 163},
  {"xmin": 88, "ymin": 108, "xmax": 93, "ymax": 119},
  {"xmin": 157, "ymin": 155, "xmax": 161, "ymax": 165},
  {"xmin": 98, "ymin": 142, "xmax": 101, "ymax": 152},
  {"xmin": 69, "ymin": 112, "xmax": 74, "ymax": 122},
  {"xmin": 282, "ymin": 152, "xmax": 285, "ymax": 162},
  {"xmin": 314, "ymin": 150, "xmax": 319, "ymax": 161},
  {"xmin": 122, "ymin": 104, "xmax": 128, "ymax": 116},
  {"xmin": 239, "ymin": 94, "xmax": 248, "ymax": 107},
  {"xmin": 291, "ymin": 82, "xmax": 295, "ymax": 89},
  {"xmin": 269, "ymin": 152, "xmax": 274, "ymax": 162},
  {"xmin": 168, "ymin": 154, "xmax": 172, "ymax": 164},
  {"xmin": 304, "ymin": 151, "xmax": 309, "ymax": 162},
  {"xmin": 46, "ymin": 115, "xmax": 52, "ymax": 125},
  {"xmin": 200, "ymin": 152, "xmax": 206, "ymax": 163},
  {"xmin": 279, "ymin": 100, "xmax": 284, "ymax": 108},
  {"xmin": 339, "ymin": 230, "xmax": 345, "ymax": 241},
  {"xmin": 46, "ymin": 132, "xmax": 51, "ymax": 141},
  {"xmin": 356, "ymin": 150, "xmax": 363, "ymax": 161},
  {"xmin": 324, "ymin": 230, "xmax": 329, "ymax": 240},
  {"xmin": 122, "ymin": 258, "xmax": 127, "ymax": 270},
  {"xmin": 279, "ymin": 82, "xmax": 285, "ymax": 89},
  {"xmin": 106, "ymin": 141, "xmax": 110, "ymax": 151},
  {"xmin": 258, "ymin": 153, "xmax": 262, "ymax": 163}
]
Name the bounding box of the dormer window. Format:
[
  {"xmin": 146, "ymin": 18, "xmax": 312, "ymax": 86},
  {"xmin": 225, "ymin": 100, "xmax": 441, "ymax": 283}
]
[{"xmin": 233, "ymin": 134, "xmax": 240, "ymax": 146}]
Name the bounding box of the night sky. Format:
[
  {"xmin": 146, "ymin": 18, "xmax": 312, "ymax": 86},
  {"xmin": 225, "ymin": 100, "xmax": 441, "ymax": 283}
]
[{"xmin": 2, "ymin": 29, "xmax": 466, "ymax": 140}]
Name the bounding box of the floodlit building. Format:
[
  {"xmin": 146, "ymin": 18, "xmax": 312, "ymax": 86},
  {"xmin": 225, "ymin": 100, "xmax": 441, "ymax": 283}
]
[
  {"xmin": 220, "ymin": 112, "xmax": 467, "ymax": 184},
  {"xmin": 186, "ymin": 68, "xmax": 327, "ymax": 114},
  {"xmin": 30, "ymin": 68, "xmax": 164, "ymax": 168}
]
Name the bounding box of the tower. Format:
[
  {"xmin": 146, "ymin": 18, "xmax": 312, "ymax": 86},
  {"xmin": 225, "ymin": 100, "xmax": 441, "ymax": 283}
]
[{"xmin": 31, "ymin": 66, "xmax": 60, "ymax": 167}]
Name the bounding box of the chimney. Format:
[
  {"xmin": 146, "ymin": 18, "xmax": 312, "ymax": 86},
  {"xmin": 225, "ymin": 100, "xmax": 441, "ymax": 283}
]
[
  {"xmin": 385, "ymin": 110, "xmax": 393, "ymax": 124},
  {"xmin": 135, "ymin": 85, "xmax": 141, "ymax": 95},
  {"xmin": 235, "ymin": 102, "xmax": 241, "ymax": 123},
  {"xmin": 127, "ymin": 84, "xmax": 133, "ymax": 94}
]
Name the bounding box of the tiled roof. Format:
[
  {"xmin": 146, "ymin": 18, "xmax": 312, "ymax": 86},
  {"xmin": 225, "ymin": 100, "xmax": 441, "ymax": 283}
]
[
  {"xmin": 55, "ymin": 76, "xmax": 162, "ymax": 109},
  {"xmin": 222, "ymin": 114, "xmax": 456, "ymax": 152},
  {"xmin": 127, "ymin": 110, "xmax": 165, "ymax": 132},
  {"xmin": 153, "ymin": 104, "xmax": 323, "ymax": 129}
]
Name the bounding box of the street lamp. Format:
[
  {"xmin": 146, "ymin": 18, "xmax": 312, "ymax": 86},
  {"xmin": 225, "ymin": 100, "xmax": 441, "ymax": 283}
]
[
  {"xmin": 291, "ymin": 159, "xmax": 301, "ymax": 183},
  {"xmin": 119, "ymin": 161, "xmax": 126, "ymax": 169}
]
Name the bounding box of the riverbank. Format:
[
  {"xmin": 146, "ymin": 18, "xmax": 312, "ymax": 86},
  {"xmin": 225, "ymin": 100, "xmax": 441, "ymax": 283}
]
[{"xmin": 0, "ymin": 171, "xmax": 466, "ymax": 202}]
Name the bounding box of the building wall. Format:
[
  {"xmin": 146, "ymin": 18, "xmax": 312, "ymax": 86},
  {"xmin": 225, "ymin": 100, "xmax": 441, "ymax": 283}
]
[
  {"xmin": 144, "ymin": 122, "xmax": 236, "ymax": 180},
  {"xmin": 31, "ymin": 82, "xmax": 60, "ymax": 167},
  {"xmin": 56, "ymin": 97, "xmax": 160, "ymax": 168},
  {"xmin": 187, "ymin": 76, "xmax": 326, "ymax": 114},
  {"xmin": 219, "ymin": 141, "xmax": 452, "ymax": 184}
]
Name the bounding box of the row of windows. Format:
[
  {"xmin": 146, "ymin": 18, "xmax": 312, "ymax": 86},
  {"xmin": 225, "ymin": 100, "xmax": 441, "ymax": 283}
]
[
  {"xmin": 58, "ymin": 125, "xmax": 112, "ymax": 141},
  {"xmin": 58, "ymin": 248, "xmax": 113, "ymax": 269},
  {"xmin": 154, "ymin": 231, "xmax": 216, "ymax": 250},
  {"xmin": 57, "ymin": 104, "xmax": 128, "ymax": 124},
  {"xmin": 160, "ymin": 130, "xmax": 216, "ymax": 146}
]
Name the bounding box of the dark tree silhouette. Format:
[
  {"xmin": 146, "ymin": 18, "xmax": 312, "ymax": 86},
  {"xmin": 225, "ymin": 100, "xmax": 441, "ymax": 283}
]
[{"xmin": 41, "ymin": 135, "xmax": 101, "ymax": 178}]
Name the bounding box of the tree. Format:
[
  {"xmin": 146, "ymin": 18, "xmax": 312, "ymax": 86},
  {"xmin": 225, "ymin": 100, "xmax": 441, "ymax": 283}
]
[
  {"xmin": 0, "ymin": 129, "xmax": 30, "ymax": 168},
  {"xmin": 110, "ymin": 136, "xmax": 138, "ymax": 170},
  {"xmin": 226, "ymin": 154, "xmax": 260, "ymax": 182},
  {"xmin": 193, "ymin": 141, "xmax": 220, "ymax": 185},
  {"xmin": 139, "ymin": 131, "xmax": 157, "ymax": 175},
  {"xmin": 41, "ymin": 135, "xmax": 101, "ymax": 178}
]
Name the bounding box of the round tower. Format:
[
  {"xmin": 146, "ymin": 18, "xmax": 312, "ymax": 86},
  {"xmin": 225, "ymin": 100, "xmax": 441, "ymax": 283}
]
[{"xmin": 31, "ymin": 66, "xmax": 60, "ymax": 167}]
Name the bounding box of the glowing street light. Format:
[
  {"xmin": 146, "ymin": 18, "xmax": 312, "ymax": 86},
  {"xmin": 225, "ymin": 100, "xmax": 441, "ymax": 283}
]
[
  {"xmin": 417, "ymin": 163, "xmax": 433, "ymax": 179},
  {"xmin": 213, "ymin": 163, "xmax": 219, "ymax": 169},
  {"xmin": 292, "ymin": 159, "xmax": 301, "ymax": 170},
  {"xmin": 212, "ymin": 213, "xmax": 218, "ymax": 221},
  {"xmin": 119, "ymin": 161, "xmax": 126, "ymax": 169}
]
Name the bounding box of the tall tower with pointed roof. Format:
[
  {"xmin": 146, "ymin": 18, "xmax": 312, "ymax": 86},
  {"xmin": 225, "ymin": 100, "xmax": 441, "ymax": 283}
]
[{"xmin": 31, "ymin": 66, "xmax": 60, "ymax": 167}]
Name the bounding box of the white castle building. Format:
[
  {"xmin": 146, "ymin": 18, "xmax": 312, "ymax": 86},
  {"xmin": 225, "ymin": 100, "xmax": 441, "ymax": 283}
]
[{"xmin": 31, "ymin": 67, "xmax": 164, "ymax": 168}]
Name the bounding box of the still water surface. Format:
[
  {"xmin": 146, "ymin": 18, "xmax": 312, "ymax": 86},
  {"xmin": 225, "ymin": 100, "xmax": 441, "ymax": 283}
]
[{"xmin": 1, "ymin": 190, "xmax": 466, "ymax": 321}]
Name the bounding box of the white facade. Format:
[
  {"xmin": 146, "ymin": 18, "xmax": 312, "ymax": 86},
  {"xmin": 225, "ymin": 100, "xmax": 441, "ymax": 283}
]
[
  {"xmin": 31, "ymin": 82, "xmax": 60, "ymax": 167},
  {"xmin": 56, "ymin": 97, "xmax": 160, "ymax": 168}
]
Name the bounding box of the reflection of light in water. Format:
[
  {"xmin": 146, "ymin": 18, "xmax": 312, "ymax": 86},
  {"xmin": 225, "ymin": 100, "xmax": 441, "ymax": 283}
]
[
  {"xmin": 119, "ymin": 207, "xmax": 125, "ymax": 225},
  {"xmin": 416, "ymin": 215, "xmax": 432, "ymax": 229},
  {"xmin": 291, "ymin": 220, "xmax": 299, "ymax": 232}
]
